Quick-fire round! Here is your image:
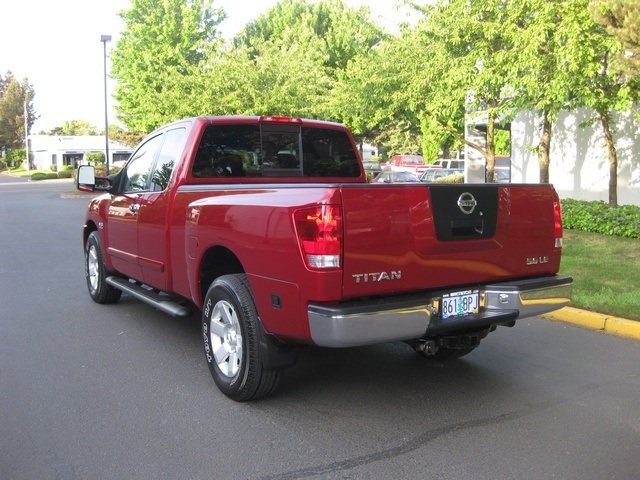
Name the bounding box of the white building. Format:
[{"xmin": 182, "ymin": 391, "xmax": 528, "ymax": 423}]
[
  {"xmin": 465, "ymin": 107, "xmax": 640, "ymax": 207},
  {"xmin": 29, "ymin": 135, "xmax": 134, "ymax": 172}
]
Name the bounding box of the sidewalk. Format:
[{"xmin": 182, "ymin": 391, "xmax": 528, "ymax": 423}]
[{"xmin": 543, "ymin": 307, "xmax": 640, "ymax": 341}]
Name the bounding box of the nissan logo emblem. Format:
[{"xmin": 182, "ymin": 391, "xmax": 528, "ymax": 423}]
[{"xmin": 457, "ymin": 192, "xmax": 477, "ymax": 214}]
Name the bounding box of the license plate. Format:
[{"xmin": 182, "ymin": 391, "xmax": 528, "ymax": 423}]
[{"xmin": 441, "ymin": 290, "xmax": 479, "ymax": 319}]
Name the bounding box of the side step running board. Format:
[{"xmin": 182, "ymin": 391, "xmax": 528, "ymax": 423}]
[{"xmin": 106, "ymin": 276, "xmax": 193, "ymax": 319}]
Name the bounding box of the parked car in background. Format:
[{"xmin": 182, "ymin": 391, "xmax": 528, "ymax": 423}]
[
  {"xmin": 362, "ymin": 160, "xmax": 382, "ymax": 177},
  {"xmin": 434, "ymin": 158, "xmax": 465, "ymax": 169},
  {"xmin": 380, "ymin": 154, "xmax": 433, "ymax": 175},
  {"xmin": 420, "ymin": 168, "xmax": 464, "ymax": 183},
  {"xmin": 494, "ymin": 155, "xmax": 511, "ymax": 183},
  {"xmin": 372, "ymin": 171, "xmax": 422, "ymax": 183}
]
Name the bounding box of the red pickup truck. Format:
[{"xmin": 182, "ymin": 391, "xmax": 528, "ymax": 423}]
[{"xmin": 77, "ymin": 116, "xmax": 572, "ymax": 401}]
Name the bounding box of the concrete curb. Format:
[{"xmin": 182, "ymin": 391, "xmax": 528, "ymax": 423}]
[{"xmin": 543, "ymin": 306, "xmax": 640, "ymax": 341}]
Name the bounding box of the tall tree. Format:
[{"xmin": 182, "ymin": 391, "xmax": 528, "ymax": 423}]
[
  {"xmin": 333, "ymin": 31, "xmax": 429, "ymax": 156},
  {"xmin": 0, "ymin": 71, "xmax": 36, "ymax": 154},
  {"xmin": 235, "ymin": 0, "xmax": 385, "ymax": 76},
  {"xmin": 560, "ymin": 1, "xmax": 640, "ymax": 207},
  {"xmin": 395, "ymin": 0, "xmax": 521, "ymax": 181},
  {"xmin": 509, "ymin": 0, "xmax": 601, "ymax": 183},
  {"xmin": 209, "ymin": 31, "xmax": 334, "ymax": 118},
  {"xmin": 219, "ymin": 0, "xmax": 385, "ymax": 124},
  {"xmin": 111, "ymin": 0, "xmax": 225, "ymax": 132},
  {"xmin": 47, "ymin": 120, "xmax": 99, "ymax": 136},
  {"xmin": 578, "ymin": 46, "xmax": 640, "ymax": 207},
  {"xmin": 590, "ymin": 0, "xmax": 640, "ymax": 80}
]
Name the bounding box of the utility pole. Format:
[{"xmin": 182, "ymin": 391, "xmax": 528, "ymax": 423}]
[
  {"xmin": 24, "ymin": 100, "xmax": 30, "ymax": 174},
  {"xmin": 101, "ymin": 35, "xmax": 112, "ymax": 175}
]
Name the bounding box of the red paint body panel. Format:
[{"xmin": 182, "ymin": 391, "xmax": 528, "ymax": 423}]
[{"xmin": 340, "ymin": 184, "xmax": 561, "ymax": 299}]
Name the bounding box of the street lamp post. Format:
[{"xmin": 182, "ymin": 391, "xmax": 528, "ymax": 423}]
[{"xmin": 101, "ymin": 34, "xmax": 112, "ymax": 175}]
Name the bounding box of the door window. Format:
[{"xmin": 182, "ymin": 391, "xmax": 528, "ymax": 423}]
[
  {"xmin": 151, "ymin": 127, "xmax": 186, "ymax": 191},
  {"xmin": 122, "ymin": 135, "xmax": 162, "ymax": 192}
]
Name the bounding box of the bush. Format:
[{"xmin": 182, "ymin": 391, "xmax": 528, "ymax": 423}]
[
  {"xmin": 31, "ymin": 172, "xmax": 60, "ymax": 181},
  {"xmin": 433, "ymin": 173, "xmax": 464, "ymax": 184},
  {"xmin": 561, "ymin": 199, "xmax": 640, "ymax": 239},
  {"xmin": 50, "ymin": 164, "xmax": 58, "ymax": 172},
  {"xmin": 58, "ymin": 170, "xmax": 73, "ymax": 179}
]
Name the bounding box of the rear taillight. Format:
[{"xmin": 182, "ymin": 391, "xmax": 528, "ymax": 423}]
[
  {"xmin": 553, "ymin": 192, "xmax": 563, "ymax": 248},
  {"xmin": 294, "ymin": 206, "xmax": 342, "ymax": 269}
]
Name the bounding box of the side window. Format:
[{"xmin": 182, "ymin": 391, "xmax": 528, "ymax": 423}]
[
  {"xmin": 151, "ymin": 127, "xmax": 186, "ymax": 191},
  {"xmin": 123, "ymin": 134, "xmax": 162, "ymax": 192}
]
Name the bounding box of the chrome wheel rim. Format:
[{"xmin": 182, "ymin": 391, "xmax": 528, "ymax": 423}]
[
  {"xmin": 87, "ymin": 245, "xmax": 99, "ymax": 291},
  {"xmin": 209, "ymin": 300, "xmax": 243, "ymax": 378}
]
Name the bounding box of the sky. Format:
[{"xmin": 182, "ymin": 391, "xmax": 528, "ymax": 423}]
[{"xmin": 1, "ymin": 0, "xmax": 418, "ymax": 133}]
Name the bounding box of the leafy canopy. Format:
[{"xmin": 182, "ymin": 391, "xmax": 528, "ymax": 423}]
[
  {"xmin": 111, "ymin": 0, "xmax": 226, "ymax": 132},
  {"xmin": 0, "ymin": 71, "xmax": 36, "ymax": 153}
]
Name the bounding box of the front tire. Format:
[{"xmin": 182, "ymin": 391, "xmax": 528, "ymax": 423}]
[
  {"xmin": 202, "ymin": 274, "xmax": 280, "ymax": 401},
  {"xmin": 85, "ymin": 231, "xmax": 122, "ymax": 304}
]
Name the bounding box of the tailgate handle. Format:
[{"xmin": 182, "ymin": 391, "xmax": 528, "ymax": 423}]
[{"xmin": 450, "ymin": 219, "xmax": 483, "ymax": 237}]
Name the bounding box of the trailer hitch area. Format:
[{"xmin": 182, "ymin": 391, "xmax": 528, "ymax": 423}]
[{"xmin": 414, "ymin": 329, "xmax": 490, "ymax": 355}]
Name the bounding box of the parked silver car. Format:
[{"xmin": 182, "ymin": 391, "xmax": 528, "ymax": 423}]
[
  {"xmin": 420, "ymin": 168, "xmax": 464, "ymax": 183},
  {"xmin": 372, "ymin": 171, "xmax": 422, "ymax": 183}
]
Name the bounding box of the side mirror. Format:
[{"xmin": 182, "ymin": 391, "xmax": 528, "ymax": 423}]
[
  {"xmin": 77, "ymin": 165, "xmax": 112, "ymax": 192},
  {"xmin": 77, "ymin": 165, "xmax": 96, "ymax": 191}
]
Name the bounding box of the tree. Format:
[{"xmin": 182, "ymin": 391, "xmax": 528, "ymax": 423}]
[
  {"xmin": 506, "ymin": 0, "xmax": 602, "ymax": 183},
  {"xmin": 235, "ymin": 0, "xmax": 385, "ymax": 75},
  {"xmin": 85, "ymin": 152, "xmax": 105, "ymax": 165},
  {"xmin": 0, "ymin": 71, "xmax": 36, "ymax": 155},
  {"xmin": 587, "ymin": 2, "xmax": 640, "ymax": 208},
  {"xmin": 549, "ymin": 1, "xmax": 640, "ymax": 207},
  {"xmin": 218, "ymin": 0, "xmax": 385, "ymax": 123},
  {"xmin": 394, "ymin": 0, "xmax": 522, "ymax": 181},
  {"xmin": 578, "ymin": 46, "xmax": 640, "ymax": 207},
  {"xmin": 209, "ymin": 32, "xmax": 334, "ymax": 118},
  {"xmin": 109, "ymin": 126, "xmax": 146, "ymax": 148},
  {"xmin": 590, "ymin": 0, "xmax": 640, "ymax": 80},
  {"xmin": 111, "ymin": 0, "xmax": 226, "ymax": 132},
  {"xmin": 47, "ymin": 120, "xmax": 99, "ymax": 136}
]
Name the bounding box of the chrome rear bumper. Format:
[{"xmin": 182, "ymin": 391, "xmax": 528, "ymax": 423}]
[{"xmin": 307, "ymin": 275, "xmax": 573, "ymax": 348}]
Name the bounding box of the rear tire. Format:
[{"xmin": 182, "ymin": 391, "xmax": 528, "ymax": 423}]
[
  {"xmin": 202, "ymin": 274, "xmax": 280, "ymax": 401},
  {"xmin": 85, "ymin": 231, "xmax": 122, "ymax": 304}
]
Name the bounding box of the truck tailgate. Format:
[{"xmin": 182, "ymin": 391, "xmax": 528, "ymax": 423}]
[{"xmin": 340, "ymin": 183, "xmax": 562, "ymax": 299}]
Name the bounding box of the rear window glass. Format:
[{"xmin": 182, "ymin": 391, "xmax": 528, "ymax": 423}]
[
  {"xmin": 393, "ymin": 155, "xmax": 424, "ymax": 165},
  {"xmin": 191, "ymin": 124, "xmax": 360, "ymax": 179}
]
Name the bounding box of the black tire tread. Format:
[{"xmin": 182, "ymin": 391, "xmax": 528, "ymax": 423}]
[
  {"xmin": 204, "ymin": 274, "xmax": 280, "ymax": 401},
  {"xmin": 86, "ymin": 231, "xmax": 122, "ymax": 304}
]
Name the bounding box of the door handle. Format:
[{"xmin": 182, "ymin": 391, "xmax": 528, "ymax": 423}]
[{"xmin": 130, "ymin": 204, "xmax": 140, "ymax": 213}]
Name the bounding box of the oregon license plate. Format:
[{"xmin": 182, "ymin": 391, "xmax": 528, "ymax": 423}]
[{"xmin": 441, "ymin": 290, "xmax": 479, "ymax": 319}]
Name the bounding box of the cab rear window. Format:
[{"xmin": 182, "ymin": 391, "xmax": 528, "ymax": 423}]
[{"xmin": 191, "ymin": 124, "xmax": 360, "ymax": 178}]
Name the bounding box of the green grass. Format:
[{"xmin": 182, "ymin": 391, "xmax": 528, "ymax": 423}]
[
  {"xmin": 560, "ymin": 230, "xmax": 640, "ymax": 321},
  {"xmin": 5, "ymin": 166, "xmax": 50, "ymax": 177}
]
